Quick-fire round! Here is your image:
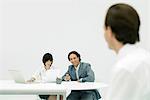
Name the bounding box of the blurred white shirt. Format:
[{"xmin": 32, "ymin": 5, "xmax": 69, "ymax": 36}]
[{"xmin": 105, "ymin": 44, "xmax": 150, "ymax": 100}]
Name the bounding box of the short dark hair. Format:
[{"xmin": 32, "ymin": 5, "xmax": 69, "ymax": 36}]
[
  {"xmin": 68, "ymin": 51, "xmax": 81, "ymax": 61},
  {"xmin": 105, "ymin": 3, "xmax": 140, "ymax": 44},
  {"xmin": 42, "ymin": 53, "xmax": 53, "ymax": 65}
]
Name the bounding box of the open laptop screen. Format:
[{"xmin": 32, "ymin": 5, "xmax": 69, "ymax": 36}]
[{"xmin": 8, "ymin": 70, "xmax": 26, "ymax": 83}]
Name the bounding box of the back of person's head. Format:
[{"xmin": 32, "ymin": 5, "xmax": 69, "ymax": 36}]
[
  {"xmin": 105, "ymin": 3, "xmax": 140, "ymax": 44},
  {"xmin": 68, "ymin": 51, "xmax": 81, "ymax": 61},
  {"xmin": 42, "ymin": 53, "xmax": 53, "ymax": 64}
]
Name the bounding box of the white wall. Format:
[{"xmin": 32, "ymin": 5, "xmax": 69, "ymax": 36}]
[
  {"xmin": 0, "ymin": 0, "xmax": 149, "ymax": 99},
  {"xmin": 148, "ymin": 0, "xmax": 150, "ymax": 51}
]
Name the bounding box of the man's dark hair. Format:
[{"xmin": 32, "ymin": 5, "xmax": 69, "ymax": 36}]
[
  {"xmin": 42, "ymin": 53, "xmax": 53, "ymax": 65},
  {"xmin": 68, "ymin": 51, "xmax": 81, "ymax": 61},
  {"xmin": 105, "ymin": 3, "xmax": 140, "ymax": 44}
]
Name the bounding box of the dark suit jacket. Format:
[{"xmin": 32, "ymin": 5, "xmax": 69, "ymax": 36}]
[{"xmin": 62, "ymin": 62, "xmax": 101, "ymax": 99}]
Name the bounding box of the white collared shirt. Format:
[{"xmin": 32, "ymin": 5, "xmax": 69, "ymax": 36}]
[
  {"xmin": 32, "ymin": 66, "xmax": 58, "ymax": 82},
  {"xmin": 75, "ymin": 63, "xmax": 80, "ymax": 80},
  {"xmin": 105, "ymin": 44, "xmax": 150, "ymax": 100}
]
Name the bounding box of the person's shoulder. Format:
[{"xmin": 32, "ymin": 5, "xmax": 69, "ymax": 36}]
[
  {"xmin": 51, "ymin": 66, "xmax": 58, "ymax": 69},
  {"xmin": 116, "ymin": 47, "xmax": 150, "ymax": 73},
  {"xmin": 35, "ymin": 66, "xmax": 45, "ymax": 74},
  {"xmin": 39, "ymin": 66, "xmax": 45, "ymax": 71},
  {"xmin": 132, "ymin": 47, "xmax": 150, "ymax": 62},
  {"xmin": 80, "ymin": 62, "xmax": 91, "ymax": 67},
  {"xmin": 68, "ymin": 64, "xmax": 74, "ymax": 69},
  {"xmin": 81, "ymin": 62, "xmax": 90, "ymax": 65}
]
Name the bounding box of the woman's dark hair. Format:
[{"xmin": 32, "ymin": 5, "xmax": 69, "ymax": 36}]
[
  {"xmin": 105, "ymin": 3, "xmax": 140, "ymax": 44},
  {"xmin": 68, "ymin": 51, "xmax": 81, "ymax": 61},
  {"xmin": 42, "ymin": 53, "xmax": 53, "ymax": 65}
]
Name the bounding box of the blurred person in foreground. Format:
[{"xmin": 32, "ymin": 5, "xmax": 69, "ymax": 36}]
[{"xmin": 103, "ymin": 3, "xmax": 150, "ymax": 100}]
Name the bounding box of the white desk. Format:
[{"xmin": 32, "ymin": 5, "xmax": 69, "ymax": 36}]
[
  {"xmin": 0, "ymin": 80, "xmax": 107, "ymax": 100},
  {"xmin": 62, "ymin": 81, "xmax": 107, "ymax": 90}
]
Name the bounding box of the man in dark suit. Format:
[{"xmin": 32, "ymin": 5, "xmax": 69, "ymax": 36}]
[{"xmin": 62, "ymin": 51, "xmax": 101, "ymax": 100}]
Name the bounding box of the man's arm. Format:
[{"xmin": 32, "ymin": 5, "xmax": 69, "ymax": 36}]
[
  {"xmin": 81, "ymin": 63, "xmax": 95, "ymax": 82},
  {"xmin": 62, "ymin": 66, "xmax": 71, "ymax": 81}
]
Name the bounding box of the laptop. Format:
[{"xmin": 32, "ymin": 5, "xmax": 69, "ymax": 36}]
[
  {"xmin": 8, "ymin": 69, "xmax": 26, "ymax": 83},
  {"xmin": 8, "ymin": 69, "xmax": 61, "ymax": 83}
]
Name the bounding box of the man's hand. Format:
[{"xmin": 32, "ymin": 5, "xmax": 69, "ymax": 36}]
[
  {"xmin": 77, "ymin": 78, "xmax": 83, "ymax": 82},
  {"xmin": 65, "ymin": 73, "xmax": 71, "ymax": 81}
]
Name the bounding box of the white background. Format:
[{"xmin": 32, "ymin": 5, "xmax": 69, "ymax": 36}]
[{"xmin": 0, "ymin": 0, "xmax": 150, "ymax": 99}]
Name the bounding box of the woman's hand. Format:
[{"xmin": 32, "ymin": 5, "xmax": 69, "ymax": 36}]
[{"xmin": 26, "ymin": 77, "xmax": 35, "ymax": 83}]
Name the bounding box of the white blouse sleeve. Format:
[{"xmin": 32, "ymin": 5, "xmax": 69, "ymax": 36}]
[{"xmin": 32, "ymin": 67, "xmax": 42, "ymax": 80}]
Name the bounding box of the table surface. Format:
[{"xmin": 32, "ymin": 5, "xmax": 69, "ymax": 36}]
[{"xmin": 0, "ymin": 80, "xmax": 107, "ymax": 94}]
